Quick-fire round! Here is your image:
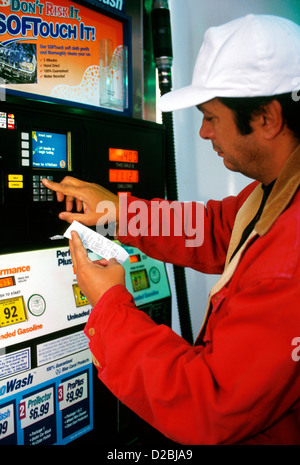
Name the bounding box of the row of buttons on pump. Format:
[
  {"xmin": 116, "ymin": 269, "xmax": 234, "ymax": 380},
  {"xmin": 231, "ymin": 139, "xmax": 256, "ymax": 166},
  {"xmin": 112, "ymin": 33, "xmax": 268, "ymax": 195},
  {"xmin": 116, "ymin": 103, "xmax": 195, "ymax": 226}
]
[
  {"xmin": 21, "ymin": 132, "xmax": 30, "ymax": 166},
  {"xmin": 33, "ymin": 175, "xmax": 54, "ymax": 202}
]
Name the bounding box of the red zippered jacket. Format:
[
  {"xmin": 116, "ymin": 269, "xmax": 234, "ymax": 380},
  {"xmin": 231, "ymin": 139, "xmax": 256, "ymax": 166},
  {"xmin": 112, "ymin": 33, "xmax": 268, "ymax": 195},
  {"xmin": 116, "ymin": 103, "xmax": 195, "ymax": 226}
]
[{"xmin": 84, "ymin": 146, "xmax": 300, "ymax": 445}]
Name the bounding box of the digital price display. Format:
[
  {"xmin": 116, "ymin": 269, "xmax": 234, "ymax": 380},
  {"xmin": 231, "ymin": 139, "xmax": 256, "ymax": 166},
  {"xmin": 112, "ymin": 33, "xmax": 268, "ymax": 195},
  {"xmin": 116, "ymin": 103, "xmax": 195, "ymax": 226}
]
[
  {"xmin": 109, "ymin": 169, "xmax": 139, "ymax": 183},
  {"xmin": 130, "ymin": 269, "xmax": 150, "ymax": 292},
  {"xmin": 129, "ymin": 254, "xmax": 141, "ymax": 264},
  {"xmin": 109, "ymin": 148, "xmax": 138, "ymax": 163},
  {"xmin": 0, "ymin": 296, "xmax": 28, "ymax": 327},
  {"xmin": 0, "ymin": 276, "xmax": 15, "ymax": 289}
]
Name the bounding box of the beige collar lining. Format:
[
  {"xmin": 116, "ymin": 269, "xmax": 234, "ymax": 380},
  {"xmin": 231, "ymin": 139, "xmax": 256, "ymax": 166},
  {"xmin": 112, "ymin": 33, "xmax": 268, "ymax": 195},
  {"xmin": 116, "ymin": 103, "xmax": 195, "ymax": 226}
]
[
  {"xmin": 225, "ymin": 144, "xmax": 300, "ymax": 267},
  {"xmin": 197, "ymin": 144, "xmax": 300, "ymax": 338}
]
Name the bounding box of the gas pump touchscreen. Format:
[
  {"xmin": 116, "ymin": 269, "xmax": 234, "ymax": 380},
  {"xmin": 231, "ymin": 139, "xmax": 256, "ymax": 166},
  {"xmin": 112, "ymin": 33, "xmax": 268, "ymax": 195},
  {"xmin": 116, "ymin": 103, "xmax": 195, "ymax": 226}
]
[{"xmin": 32, "ymin": 131, "xmax": 68, "ymax": 170}]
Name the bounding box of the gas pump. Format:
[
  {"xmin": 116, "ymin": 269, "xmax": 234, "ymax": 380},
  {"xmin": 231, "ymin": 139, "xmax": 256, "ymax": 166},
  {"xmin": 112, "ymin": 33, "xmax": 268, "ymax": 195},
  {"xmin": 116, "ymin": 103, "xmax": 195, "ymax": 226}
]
[
  {"xmin": 0, "ymin": 0, "xmax": 171, "ymax": 446},
  {"xmin": 0, "ymin": 96, "xmax": 171, "ymax": 445}
]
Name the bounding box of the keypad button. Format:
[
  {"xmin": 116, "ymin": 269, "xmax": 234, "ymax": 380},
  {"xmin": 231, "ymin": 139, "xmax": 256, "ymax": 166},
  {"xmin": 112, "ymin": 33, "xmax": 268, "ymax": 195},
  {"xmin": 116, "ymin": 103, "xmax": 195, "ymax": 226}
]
[{"xmin": 32, "ymin": 176, "xmax": 55, "ymax": 202}]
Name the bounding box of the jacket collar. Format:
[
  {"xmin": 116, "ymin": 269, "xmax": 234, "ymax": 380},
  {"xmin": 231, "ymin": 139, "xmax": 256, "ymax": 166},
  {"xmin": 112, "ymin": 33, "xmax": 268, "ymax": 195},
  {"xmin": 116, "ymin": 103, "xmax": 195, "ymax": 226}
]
[
  {"xmin": 225, "ymin": 144, "xmax": 300, "ymax": 267},
  {"xmin": 255, "ymin": 144, "xmax": 300, "ymax": 236},
  {"xmin": 197, "ymin": 144, "xmax": 300, "ymax": 342}
]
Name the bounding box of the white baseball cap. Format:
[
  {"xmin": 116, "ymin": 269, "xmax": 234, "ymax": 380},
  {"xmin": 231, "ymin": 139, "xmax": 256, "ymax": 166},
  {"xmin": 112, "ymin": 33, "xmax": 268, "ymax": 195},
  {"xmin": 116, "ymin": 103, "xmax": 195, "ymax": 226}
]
[{"xmin": 159, "ymin": 14, "xmax": 300, "ymax": 112}]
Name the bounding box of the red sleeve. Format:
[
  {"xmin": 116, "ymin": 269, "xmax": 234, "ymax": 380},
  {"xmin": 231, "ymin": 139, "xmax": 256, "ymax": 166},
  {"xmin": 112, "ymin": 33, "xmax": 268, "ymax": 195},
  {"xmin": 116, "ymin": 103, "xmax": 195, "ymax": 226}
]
[
  {"xmin": 117, "ymin": 182, "xmax": 258, "ymax": 274},
  {"xmin": 84, "ymin": 277, "xmax": 300, "ymax": 445},
  {"xmin": 84, "ymin": 185, "xmax": 300, "ymax": 445}
]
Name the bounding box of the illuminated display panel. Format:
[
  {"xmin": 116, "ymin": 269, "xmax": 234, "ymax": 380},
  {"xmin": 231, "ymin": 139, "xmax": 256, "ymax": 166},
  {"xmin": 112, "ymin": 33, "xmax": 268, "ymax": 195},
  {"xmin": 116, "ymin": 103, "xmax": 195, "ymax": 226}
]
[
  {"xmin": 32, "ymin": 130, "xmax": 69, "ymax": 170},
  {"xmin": 130, "ymin": 269, "xmax": 150, "ymax": 293},
  {"xmin": 0, "ymin": 276, "xmax": 15, "ymax": 289},
  {"xmin": 129, "ymin": 254, "xmax": 141, "ymax": 263},
  {"xmin": 109, "ymin": 169, "xmax": 139, "ymax": 183},
  {"xmin": 109, "ymin": 148, "xmax": 138, "ymax": 163}
]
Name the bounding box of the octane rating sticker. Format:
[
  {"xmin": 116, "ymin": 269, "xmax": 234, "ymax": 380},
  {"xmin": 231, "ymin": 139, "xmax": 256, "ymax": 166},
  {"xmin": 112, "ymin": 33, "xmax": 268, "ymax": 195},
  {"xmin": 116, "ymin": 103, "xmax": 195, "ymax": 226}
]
[
  {"xmin": 58, "ymin": 373, "xmax": 88, "ymax": 410},
  {"xmin": 0, "ymin": 296, "xmax": 28, "ymax": 327},
  {"xmin": 19, "ymin": 386, "xmax": 54, "ymax": 429},
  {"xmin": 72, "ymin": 284, "xmax": 89, "ymax": 308}
]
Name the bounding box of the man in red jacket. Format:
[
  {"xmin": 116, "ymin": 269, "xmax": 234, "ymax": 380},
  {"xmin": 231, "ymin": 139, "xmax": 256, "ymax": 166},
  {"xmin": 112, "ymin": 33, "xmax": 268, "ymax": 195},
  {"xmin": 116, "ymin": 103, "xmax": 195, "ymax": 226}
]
[{"xmin": 42, "ymin": 14, "xmax": 300, "ymax": 444}]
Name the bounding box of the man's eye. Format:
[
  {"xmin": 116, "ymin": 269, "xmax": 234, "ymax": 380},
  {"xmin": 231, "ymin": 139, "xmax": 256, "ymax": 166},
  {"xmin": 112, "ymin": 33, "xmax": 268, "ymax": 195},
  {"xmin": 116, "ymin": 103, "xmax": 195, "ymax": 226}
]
[{"xmin": 204, "ymin": 116, "xmax": 213, "ymax": 122}]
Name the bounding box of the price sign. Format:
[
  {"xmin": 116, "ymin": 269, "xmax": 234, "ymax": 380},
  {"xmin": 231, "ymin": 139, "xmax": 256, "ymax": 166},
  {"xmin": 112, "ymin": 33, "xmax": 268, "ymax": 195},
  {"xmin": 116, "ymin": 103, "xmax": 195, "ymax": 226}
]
[
  {"xmin": 0, "ymin": 404, "xmax": 15, "ymax": 442},
  {"xmin": 19, "ymin": 386, "xmax": 54, "ymax": 429},
  {"xmin": 58, "ymin": 372, "xmax": 88, "ymax": 411},
  {"xmin": 0, "ymin": 296, "xmax": 28, "ymax": 328}
]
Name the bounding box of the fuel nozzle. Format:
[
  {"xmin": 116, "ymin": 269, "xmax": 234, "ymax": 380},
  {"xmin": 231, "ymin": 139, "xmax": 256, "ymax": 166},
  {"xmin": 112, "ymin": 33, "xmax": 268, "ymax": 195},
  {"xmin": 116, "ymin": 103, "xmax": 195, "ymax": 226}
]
[{"xmin": 151, "ymin": 0, "xmax": 173, "ymax": 94}]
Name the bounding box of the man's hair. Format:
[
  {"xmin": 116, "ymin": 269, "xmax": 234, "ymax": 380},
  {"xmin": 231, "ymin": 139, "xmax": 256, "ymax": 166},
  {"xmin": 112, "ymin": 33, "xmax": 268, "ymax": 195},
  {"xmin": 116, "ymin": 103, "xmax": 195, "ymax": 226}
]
[{"xmin": 218, "ymin": 92, "xmax": 300, "ymax": 140}]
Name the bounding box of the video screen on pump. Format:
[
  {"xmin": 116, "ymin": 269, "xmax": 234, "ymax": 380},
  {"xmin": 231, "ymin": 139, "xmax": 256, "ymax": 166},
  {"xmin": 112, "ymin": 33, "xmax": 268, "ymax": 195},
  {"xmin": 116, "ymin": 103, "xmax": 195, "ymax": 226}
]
[{"xmin": 32, "ymin": 130, "xmax": 67, "ymax": 169}]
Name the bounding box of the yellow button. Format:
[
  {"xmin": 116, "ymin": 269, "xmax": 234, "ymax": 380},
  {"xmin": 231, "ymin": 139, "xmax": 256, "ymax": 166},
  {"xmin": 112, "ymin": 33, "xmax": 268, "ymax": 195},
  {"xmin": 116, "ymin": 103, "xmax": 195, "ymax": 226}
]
[
  {"xmin": 8, "ymin": 181, "xmax": 23, "ymax": 189},
  {"xmin": 89, "ymin": 327, "xmax": 95, "ymax": 336},
  {"xmin": 8, "ymin": 174, "xmax": 23, "ymax": 181}
]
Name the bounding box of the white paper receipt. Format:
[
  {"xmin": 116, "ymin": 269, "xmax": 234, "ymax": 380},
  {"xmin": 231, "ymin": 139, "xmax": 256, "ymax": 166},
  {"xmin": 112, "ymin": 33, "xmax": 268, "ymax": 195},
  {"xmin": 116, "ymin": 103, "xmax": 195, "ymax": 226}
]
[{"xmin": 64, "ymin": 221, "xmax": 129, "ymax": 264}]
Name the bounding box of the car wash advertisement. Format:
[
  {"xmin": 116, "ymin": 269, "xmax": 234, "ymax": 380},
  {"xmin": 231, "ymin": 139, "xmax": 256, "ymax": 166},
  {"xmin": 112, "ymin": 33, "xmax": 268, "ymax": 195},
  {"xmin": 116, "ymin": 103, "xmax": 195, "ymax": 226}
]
[
  {"xmin": 0, "ymin": 0, "xmax": 128, "ymax": 111},
  {"xmin": 0, "ymin": 246, "xmax": 98, "ymax": 445}
]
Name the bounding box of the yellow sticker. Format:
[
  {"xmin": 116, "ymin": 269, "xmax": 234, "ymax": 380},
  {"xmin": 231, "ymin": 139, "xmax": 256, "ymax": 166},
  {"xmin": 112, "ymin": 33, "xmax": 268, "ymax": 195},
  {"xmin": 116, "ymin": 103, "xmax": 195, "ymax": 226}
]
[
  {"xmin": 0, "ymin": 296, "xmax": 28, "ymax": 327},
  {"xmin": 72, "ymin": 284, "xmax": 89, "ymax": 308}
]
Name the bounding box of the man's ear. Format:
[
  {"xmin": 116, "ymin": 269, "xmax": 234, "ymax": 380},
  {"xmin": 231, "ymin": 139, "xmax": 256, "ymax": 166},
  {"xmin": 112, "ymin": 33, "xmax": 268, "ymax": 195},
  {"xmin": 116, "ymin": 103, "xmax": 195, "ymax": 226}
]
[{"xmin": 257, "ymin": 99, "xmax": 285, "ymax": 140}]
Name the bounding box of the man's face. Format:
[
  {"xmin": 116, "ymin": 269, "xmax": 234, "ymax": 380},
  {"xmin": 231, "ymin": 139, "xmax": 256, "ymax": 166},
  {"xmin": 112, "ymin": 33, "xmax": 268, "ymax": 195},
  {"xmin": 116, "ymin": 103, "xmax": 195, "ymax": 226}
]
[{"xmin": 198, "ymin": 99, "xmax": 269, "ymax": 182}]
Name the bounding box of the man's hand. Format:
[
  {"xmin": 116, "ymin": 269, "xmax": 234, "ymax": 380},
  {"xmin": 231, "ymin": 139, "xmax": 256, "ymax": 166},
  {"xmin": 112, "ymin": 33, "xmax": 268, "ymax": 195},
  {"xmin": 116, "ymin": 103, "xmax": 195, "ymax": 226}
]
[
  {"xmin": 69, "ymin": 231, "xmax": 126, "ymax": 307},
  {"xmin": 42, "ymin": 176, "xmax": 119, "ymax": 227}
]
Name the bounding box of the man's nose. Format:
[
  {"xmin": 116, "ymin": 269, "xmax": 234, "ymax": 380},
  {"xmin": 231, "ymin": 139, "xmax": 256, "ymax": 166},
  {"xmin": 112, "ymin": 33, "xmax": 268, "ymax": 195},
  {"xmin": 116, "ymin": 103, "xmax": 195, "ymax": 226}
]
[{"xmin": 199, "ymin": 119, "xmax": 214, "ymax": 140}]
